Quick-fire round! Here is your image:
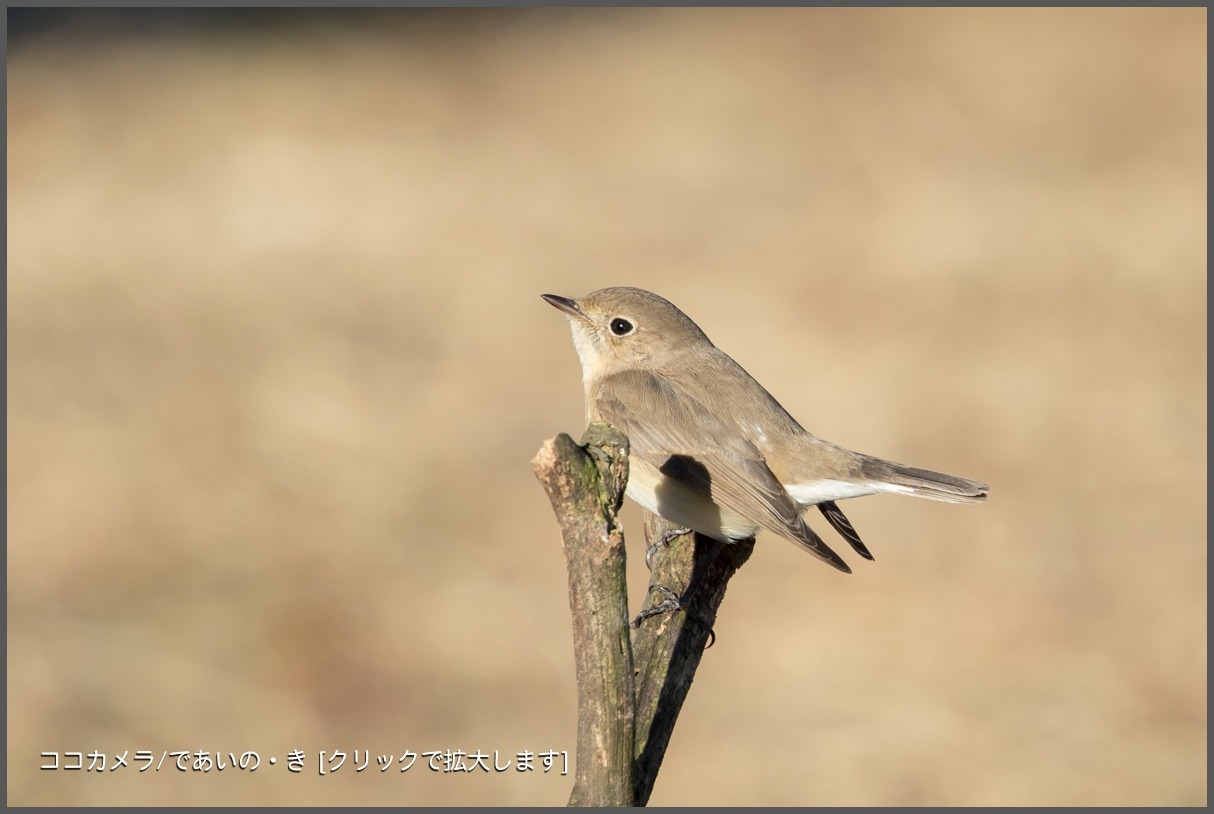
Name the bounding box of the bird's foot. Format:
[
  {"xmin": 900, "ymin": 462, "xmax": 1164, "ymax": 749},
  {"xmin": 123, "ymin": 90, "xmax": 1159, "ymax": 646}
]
[
  {"xmin": 630, "ymin": 585, "xmax": 716, "ymax": 649},
  {"xmin": 644, "ymin": 526, "xmax": 693, "ymax": 570}
]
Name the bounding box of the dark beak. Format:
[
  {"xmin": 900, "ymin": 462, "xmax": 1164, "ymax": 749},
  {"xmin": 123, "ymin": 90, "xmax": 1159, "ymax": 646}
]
[{"xmin": 541, "ymin": 294, "xmax": 585, "ymax": 319}]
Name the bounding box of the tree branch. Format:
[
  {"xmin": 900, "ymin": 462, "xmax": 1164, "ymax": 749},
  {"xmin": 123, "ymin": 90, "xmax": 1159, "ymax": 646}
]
[
  {"xmin": 531, "ymin": 424, "xmax": 636, "ymax": 807},
  {"xmin": 630, "ymin": 514, "xmax": 754, "ymax": 805},
  {"xmin": 532, "ymin": 423, "xmax": 753, "ymax": 806}
]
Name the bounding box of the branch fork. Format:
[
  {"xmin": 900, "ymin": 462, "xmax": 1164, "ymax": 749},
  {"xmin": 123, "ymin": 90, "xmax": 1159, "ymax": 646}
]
[{"xmin": 531, "ymin": 423, "xmax": 753, "ymax": 806}]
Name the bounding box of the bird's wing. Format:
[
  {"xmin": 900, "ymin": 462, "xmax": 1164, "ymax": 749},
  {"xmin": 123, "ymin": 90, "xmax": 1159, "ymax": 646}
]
[
  {"xmin": 817, "ymin": 501, "xmax": 873, "ymax": 561},
  {"xmin": 592, "ymin": 369, "xmax": 850, "ymax": 573}
]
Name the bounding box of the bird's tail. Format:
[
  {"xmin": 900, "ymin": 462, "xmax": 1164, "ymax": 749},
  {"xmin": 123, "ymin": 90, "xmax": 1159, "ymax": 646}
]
[{"xmin": 860, "ymin": 456, "xmax": 989, "ymax": 504}]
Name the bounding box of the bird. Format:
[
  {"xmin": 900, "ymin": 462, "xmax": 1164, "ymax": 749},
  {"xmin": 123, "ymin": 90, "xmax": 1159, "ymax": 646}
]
[{"xmin": 542, "ymin": 286, "xmax": 988, "ymax": 573}]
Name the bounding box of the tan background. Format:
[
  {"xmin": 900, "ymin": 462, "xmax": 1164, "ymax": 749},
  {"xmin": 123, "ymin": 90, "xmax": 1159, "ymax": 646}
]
[{"xmin": 7, "ymin": 8, "xmax": 1206, "ymax": 806}]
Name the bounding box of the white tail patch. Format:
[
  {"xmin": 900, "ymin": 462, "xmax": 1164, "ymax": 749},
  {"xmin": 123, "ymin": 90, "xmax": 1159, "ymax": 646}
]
[
  {"xmin": 783, "ymin": 479, "xmax": 878, "ymax": 507},
  {"xmin": 870, "ymin": 482, "xmax": 919, "ymax": 496}
]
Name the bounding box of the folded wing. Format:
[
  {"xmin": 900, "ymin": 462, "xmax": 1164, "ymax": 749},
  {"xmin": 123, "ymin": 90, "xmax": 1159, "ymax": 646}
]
[{"xmin": 593, "ymin": 369, "xmax": 851, "ymax": 573}]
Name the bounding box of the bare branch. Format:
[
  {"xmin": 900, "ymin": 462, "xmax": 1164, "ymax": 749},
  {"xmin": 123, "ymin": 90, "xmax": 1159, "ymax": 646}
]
[
  {"xmin": 531, "ymin": 424, "xmax": 636, "ymax": 807},
  {"xmin": 533, "ymin": 425, "xmax": 753, "ymax": 806},
  {"xmin": 630, "ymin": 513, "xmax": 754, "ymax": 805}
]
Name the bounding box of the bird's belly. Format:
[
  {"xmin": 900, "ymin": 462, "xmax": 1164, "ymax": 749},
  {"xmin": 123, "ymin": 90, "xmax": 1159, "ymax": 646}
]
[{"xmin": 625, "ymin": 458, "xmax": 758, "ymax": 542}]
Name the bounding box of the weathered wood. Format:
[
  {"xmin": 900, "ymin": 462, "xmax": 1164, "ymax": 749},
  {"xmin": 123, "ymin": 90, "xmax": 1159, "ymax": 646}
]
[
  {"xmin": 533, "ymin": 424, "xmax": 753, "ymax": 806},
  {"xmin": 531, "ymin": 424, "xmax": 636, "ymax": 807},
  {"xmin": 630, "ymin": 513, "xmax": 754, "ymax": 805}
]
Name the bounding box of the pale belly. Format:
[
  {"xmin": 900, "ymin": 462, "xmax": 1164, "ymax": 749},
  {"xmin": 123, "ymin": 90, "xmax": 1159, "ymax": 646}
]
[{"xmin": 624, "ymin": 457, "xmax": 760, "ymax": 543}]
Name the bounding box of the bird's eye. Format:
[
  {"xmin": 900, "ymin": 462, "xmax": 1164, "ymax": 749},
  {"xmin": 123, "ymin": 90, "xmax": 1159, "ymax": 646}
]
[{"xmin": 609, "ymin": 318, "xmax": 634, "ymax": 336}]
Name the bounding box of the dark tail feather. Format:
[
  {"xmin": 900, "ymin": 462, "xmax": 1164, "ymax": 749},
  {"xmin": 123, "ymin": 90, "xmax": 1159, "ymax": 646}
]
[
  {"xmin": 786, "ymin": 517, "xmax": 852, "ymax": 573},
  {"xmin": 860, "ymin": 457, "xmax": 989, "ymax": 504},
  {"xmin": 818, "ymin": 501, "xmax": 874, "ymax": 561}
]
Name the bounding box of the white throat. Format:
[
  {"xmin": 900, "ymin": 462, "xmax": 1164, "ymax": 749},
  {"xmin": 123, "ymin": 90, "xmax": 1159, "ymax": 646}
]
[{"xmin": 569, "ymin": 322, "xmax": 606, "ymax": 388}]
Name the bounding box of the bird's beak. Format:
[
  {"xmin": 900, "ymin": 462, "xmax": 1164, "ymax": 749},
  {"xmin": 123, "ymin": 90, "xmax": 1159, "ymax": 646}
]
[{"xmin": 541, "ymin": 294, "xmax": 587, "ymax": 321}]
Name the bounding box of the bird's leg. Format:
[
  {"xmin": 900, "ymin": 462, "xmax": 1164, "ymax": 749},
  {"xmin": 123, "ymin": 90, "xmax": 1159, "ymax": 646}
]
[
  {"xmin": 631, "ymin": 585, "xmax": 683, "ymax": 627},
  {"xmin": 631, "ymin": 535, "xmax": 726, "ymax": 648},
  {"xmin": 644, "ymin": 526, "xmax": 692, "ymax": 570}
]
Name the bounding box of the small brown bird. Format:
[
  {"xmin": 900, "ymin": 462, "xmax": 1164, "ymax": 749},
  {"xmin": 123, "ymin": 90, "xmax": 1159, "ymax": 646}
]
[{"xmin": 543, "ymin": 287, "xmax": 988, "ymax": 573}]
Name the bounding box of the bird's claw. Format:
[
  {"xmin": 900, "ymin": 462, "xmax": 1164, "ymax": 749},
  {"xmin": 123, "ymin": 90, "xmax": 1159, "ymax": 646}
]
[
  {"xmin": 644, "ymin": 526, "xmax": 693, "ymax": 570},
  {"xmin": 630, "ymin": 584, "xmax": 716, "ymax": 648}
]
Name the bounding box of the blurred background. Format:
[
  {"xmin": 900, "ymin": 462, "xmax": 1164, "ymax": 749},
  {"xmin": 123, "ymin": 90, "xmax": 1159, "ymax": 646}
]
[{"xmin": 6, "ymin": 7, "xmax": 1206, "ymax": 806}]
